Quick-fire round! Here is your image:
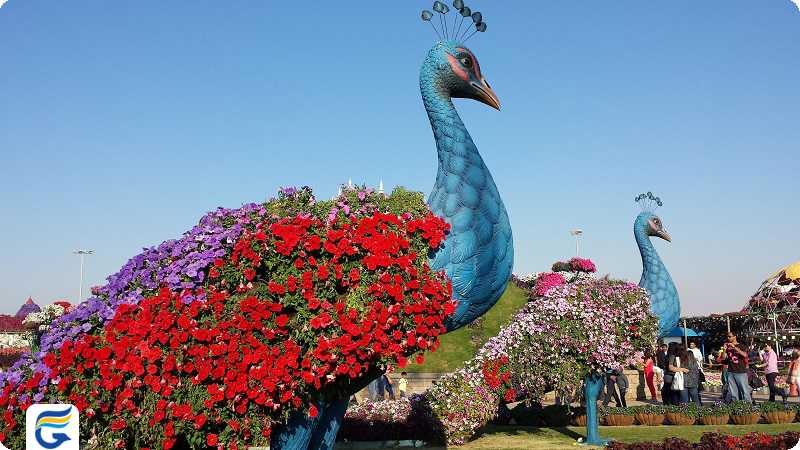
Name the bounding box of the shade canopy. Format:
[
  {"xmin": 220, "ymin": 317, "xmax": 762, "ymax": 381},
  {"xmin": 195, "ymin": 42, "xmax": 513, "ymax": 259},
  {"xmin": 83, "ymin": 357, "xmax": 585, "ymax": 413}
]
[{"xmin": 663, "ymin": 326, "xmax": 705, "ymax": 338}]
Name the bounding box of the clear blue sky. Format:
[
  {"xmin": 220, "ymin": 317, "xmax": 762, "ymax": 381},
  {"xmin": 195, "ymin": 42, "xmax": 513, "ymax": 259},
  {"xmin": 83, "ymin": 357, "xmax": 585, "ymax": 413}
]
[{"xmin": 1, "ymin": 1, "xmax": 798, "ymax": 316}]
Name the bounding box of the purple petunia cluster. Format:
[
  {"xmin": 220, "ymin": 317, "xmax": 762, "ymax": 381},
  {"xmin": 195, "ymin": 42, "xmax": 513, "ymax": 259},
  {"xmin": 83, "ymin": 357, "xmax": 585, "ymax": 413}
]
[{"xmin": 0, "ymin": 198, "xmax": 282, "ymax": 391}]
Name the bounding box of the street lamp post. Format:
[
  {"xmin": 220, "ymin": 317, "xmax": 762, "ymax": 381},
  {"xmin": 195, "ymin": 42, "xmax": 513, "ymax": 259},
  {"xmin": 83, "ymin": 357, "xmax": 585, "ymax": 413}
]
[
  {"xmin": 570, "ymin": 229, "xmax": 583, "ymax": 257},
  {"xmin": 73, "ymin": 249, "xmax": 94, "ymax": 302}
]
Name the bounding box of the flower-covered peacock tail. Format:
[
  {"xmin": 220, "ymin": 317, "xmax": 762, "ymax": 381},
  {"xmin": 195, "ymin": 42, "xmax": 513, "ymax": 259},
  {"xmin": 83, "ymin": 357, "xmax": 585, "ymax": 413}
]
[{"xmin": 0, "ymin": 187, "xmax": 458, "ymax": 449}]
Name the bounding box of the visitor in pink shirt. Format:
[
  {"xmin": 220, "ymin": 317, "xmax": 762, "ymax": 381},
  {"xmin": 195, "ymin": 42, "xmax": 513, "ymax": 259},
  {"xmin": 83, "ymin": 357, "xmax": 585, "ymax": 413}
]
[{"xmin": 761, "ymin": 343, "xmax": 780, "ymax": 402}]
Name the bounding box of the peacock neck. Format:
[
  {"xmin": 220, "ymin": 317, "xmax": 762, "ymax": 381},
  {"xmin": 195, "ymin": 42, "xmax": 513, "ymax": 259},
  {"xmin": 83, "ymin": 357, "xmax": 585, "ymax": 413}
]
[
  {"xmin": 635, "ymin": 228, "xmax": 665, "ymax": 284},
  {"xmin": 420, "ymin": 62, "xmax": 514, "ymax": 331},
  {"xmin": 420, "ymin": 71, "xmax": 473, "ymax": 176}
]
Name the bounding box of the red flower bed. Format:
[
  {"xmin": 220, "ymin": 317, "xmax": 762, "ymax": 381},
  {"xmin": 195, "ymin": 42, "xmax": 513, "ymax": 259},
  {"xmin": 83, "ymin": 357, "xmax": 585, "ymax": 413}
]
[
  {"xmin": 0, "ymin": 207, "xmax": 454, "ymax": 449},
  {"xmin": 606, "ymin": 431, "xmax": 800, "ymax": 450}
]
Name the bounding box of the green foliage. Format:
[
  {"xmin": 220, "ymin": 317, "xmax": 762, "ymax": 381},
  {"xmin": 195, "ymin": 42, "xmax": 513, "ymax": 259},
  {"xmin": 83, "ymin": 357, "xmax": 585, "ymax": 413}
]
[
  {"xmin": 636, "ymin": 404, "xmax": 665, "ymax": 415},
  {"xmin": 698, "ymin": 403, "xmax": 730, "ymax": 418},
  {"xmin": 664, "ymin": 403, "xmax": 699, "ymax": 418},
  {"xmin": 728, "ymin": 400, "xmax": 760, "ymax": 416},
  {"xmin": 600, "ymin": 406, "xmax": 638, "ymax": 417},
  {"xmin": 760, "ymin": 401, "xmax": 793, "ymax": 413}
]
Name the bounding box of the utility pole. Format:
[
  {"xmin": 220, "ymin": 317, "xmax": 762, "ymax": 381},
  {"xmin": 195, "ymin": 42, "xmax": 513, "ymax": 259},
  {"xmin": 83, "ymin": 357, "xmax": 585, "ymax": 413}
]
[
  {"xmin": 73, "ymin": 249, "xmax": 94, "ymax": 302},
  {"xmin": 570, "ymin": 229, "xmax": 583, "ymax": 257}
]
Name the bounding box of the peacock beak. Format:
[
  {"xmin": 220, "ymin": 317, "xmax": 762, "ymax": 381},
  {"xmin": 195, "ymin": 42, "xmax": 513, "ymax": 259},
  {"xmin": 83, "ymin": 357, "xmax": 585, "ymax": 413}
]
[
  {"xmin": 657, "ymin": 229, "xmax": 672, "ymax": 242},
  {"xmin": 471, "ymin": 78, "xmax": 500, "ymax": 111}
]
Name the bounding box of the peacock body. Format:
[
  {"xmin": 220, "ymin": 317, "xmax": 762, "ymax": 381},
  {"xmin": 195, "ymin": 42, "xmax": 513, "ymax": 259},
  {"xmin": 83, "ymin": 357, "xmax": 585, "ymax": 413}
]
[{"xmin": 634, "ymin": 211, "xmax": 680, "ymax": 337}]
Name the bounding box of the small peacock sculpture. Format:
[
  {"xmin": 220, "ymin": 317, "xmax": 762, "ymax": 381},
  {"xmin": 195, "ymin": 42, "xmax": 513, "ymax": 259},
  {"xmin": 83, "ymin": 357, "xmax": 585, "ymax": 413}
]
[
  {"xmin": 0, "ymin": 3, "xmax": 512, "ymax": 450},
  {"xmin": 634, "ymin": 192, "xmax": 680, "ymax": 337}
]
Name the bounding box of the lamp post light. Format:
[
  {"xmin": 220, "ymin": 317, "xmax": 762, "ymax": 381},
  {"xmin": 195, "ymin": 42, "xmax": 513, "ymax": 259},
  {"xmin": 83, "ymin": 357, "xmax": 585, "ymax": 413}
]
[
  {"xmin": 73, "ymin": 249, "xmax": 94, "ymax": 302},
  {"xmin": 570, "ymin": 229, "xmax": 583, "ymax": 257}
]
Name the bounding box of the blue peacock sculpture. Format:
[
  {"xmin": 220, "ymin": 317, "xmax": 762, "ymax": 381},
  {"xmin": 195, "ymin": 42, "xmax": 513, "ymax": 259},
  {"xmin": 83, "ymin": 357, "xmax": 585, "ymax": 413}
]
[
  {"xmin": 581, "ymin": 193, "xmax": 679, "ymax": 446},
  {"xmin": 272, "ymin": 6, "xmax": 513, "ymax": 449},
  {"xmin": 0, "ymin": 3, "xmax": 511, "ymax": 449},
  {"xmin": 634, "ymin": 192, "xmax": 680, "ymax": 338}
]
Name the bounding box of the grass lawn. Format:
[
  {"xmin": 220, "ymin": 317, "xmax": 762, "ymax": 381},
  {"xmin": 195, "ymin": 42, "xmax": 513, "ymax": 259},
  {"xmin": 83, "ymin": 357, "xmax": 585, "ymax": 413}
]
[
  {"xmin": 448, "ymin": 424, "xmax": 800, "ymax": 449},
  {"xmin": 405, "ymin": 282, "xmax": 528, "ymax": 373}
]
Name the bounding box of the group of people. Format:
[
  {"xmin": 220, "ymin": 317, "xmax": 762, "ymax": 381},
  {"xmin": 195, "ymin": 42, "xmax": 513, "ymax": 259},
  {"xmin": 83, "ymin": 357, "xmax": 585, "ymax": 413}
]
[
  {"xmin": 639, "ymin": 332, "xmax": 798, "ymax": 407},
  {"xmin": 643, "ymin": 341, "xmax": 704, "ymax": 406},
  {"xmin": 365, "ymin": 371, "xmax": 409, "ymax": 401}
]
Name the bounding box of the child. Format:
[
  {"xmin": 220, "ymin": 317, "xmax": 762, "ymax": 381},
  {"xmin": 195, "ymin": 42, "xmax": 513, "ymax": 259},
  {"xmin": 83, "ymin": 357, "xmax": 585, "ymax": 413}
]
[{"xmin": 398, "ymin": 372, "xmax": 408, "ymax": 398}]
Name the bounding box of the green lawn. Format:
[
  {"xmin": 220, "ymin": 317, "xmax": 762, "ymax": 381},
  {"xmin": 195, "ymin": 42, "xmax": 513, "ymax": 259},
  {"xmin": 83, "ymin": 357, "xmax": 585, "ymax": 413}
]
[
  {"xmin": 455, "ymin": 424, "xmax": 800, "ymax": 449},
  {"xmin": 406, "ymin": 283, "xmax": 529, "ymax": 373},
  {"xmin": 335, "ymin": 424, "xmax": 800, "ymax": 449}
]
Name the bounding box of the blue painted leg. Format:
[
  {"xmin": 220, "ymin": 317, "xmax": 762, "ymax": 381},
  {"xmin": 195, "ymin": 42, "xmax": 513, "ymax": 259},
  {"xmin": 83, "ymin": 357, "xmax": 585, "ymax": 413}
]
[
  {"xmin": 580, "ymin": 373, "xmax": 609, "ymax": 447},
  {"xmin": 308, "ymin": 396, "xmax": 350, "ymax": 450},
  {"xmin": 270, "ymin": 401, "xmax": 322, "ymax": 450}
]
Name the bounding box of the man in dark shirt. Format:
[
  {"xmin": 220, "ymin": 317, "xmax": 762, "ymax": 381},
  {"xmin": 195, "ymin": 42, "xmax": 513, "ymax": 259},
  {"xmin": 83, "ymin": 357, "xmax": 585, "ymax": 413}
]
[
  {"xmin": 656, "ymin": 343, "xmax": 669, "ymax": 370},
  {"xmin": 719, "ymin": 332, "xmax": 751, "ymax": 402}
]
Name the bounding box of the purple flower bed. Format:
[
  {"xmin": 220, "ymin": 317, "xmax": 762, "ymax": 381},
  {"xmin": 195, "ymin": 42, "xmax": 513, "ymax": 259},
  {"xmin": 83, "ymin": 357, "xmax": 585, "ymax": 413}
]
[
  {"xmin": 338, "ymin": 397, "xmax": 443, "ymax": 443},
  {"xmin": 0, "ymin": 193, "xmax": 293, "ymax": 393}
]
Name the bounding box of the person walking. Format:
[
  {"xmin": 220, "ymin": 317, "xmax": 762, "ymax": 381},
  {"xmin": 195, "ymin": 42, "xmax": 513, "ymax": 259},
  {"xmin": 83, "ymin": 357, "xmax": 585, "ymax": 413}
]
[
  {"xmin": 398, "ymin": 371, "xmax": 409, "ymax": 398},
  {"xmin": 759, "ymin": 343, "xmax": 783, "ymax": 403},
  {"xmin": 718, "ymin": 332, "xmax": 751, "ymax": 403},
  {"xmin": 660, "ymin": 343, "xmax": 677, "ymax": 405},
  {"xmin": 603, "ymin": 369, "xmax": 623, "ymax": 407},
  {"xmin": 643, "ymin": 351, "xmax": 658, "ymax": 402},
  {"xmin": 669, "ymin": 343, "xmax": 690, "ymax": 405},
  {"xmin": 383, "ymin": 373, "xmax": 395, "ymax": 400},
  {"xmin": 683, "ymin": 349, "xmax": 702, "ymax": 407},
  {"xmin": 615, "ymin": 368, "xmax": 629, "ymax": 407},
  {"xmin": 788, "ymin": 351, "xmax": 800, "ymax": 397}
]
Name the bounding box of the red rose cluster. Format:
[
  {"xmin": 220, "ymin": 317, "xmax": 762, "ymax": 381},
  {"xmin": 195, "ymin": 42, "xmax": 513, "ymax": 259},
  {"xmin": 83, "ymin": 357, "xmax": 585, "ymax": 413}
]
[{"xmin": 0, "ymin": 210, "xmax": 454, "ymax": 449}]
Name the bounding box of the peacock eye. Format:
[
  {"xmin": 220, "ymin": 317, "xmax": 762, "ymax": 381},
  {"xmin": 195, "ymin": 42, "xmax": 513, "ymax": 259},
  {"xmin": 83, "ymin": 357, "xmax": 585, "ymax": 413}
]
[{"xmin": 460, "ymin": 56, "xmax": 473, "ymax": 69}]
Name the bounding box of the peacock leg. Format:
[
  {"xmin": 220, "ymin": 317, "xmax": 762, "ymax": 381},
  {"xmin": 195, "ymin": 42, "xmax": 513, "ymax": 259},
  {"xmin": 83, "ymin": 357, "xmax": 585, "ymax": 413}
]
[
  {"xmin": 269, "ymin": 401, "xmax": 322, "ymax": 450},
  {"xmin": 580, "ymin": 373, "xmax": 609, "ymax": 447},
  {"xmin": 307, "ymin": 396, "xmax": 350, "ymax": 450}
]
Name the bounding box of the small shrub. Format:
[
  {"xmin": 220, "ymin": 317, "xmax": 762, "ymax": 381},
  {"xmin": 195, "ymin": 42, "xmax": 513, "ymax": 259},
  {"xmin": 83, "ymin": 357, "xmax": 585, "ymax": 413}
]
[
  {"xmin": 728, "ymin": 400, "xmax": 759, "ymax": 416},
  {"xmin": 698, "ymin": 402, "xmax": 729, "ymax": 418}
]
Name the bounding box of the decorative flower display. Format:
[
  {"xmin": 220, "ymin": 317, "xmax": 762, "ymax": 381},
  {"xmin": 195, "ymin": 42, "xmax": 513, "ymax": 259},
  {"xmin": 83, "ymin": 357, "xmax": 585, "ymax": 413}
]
[
  {"xmin": 0, "ymin": 187, "xmax": 455, "ymax": 449},
  {"xmin": 425, "ymin": 264, "xmax": 658, "ymax": 445},
  {"xmin": 568, "ymin": 257, "xmax": 597, "ymax": 273},
  {"xmin": 339, "ymin": 396, "xmax": 439, "ymax": 442},
  {"xmin": 606, "ymin": 431, "xmax": 800, "ymax": 450},
  {"xmin": 0, "ymin": 335, "xmax": 29, "ymax": 350},
  {"xmin": 22, "ymin": 304, "xmax": 67, "ymax": 332}
]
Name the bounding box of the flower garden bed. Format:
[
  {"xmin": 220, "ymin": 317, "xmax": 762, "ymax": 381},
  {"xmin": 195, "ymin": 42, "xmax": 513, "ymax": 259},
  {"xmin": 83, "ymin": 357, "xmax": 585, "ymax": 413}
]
[
  {"xmin": 335, "ymin": 400, "xmax": 800, "ymax": 443},
  {"xmin": 606, "ymin": 431, "xmax": 800, "ymax": 450},
  {"xmin": 634, "ymin": 405, "xmax": 665, "ymax": 426},
  {"xmin": 665, "ymin": 404, "xmax": 698, "ymax": 426}
]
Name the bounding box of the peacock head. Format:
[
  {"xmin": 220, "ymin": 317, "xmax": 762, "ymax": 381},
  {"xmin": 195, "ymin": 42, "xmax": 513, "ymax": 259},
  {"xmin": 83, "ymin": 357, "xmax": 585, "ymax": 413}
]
[
  {"xmin": 635, "ymin": 212, "xmax": 671, "ymax": 242},
  {"xmin": 422, "ymin": 40, "xmax": 500, "ymax": 110}
]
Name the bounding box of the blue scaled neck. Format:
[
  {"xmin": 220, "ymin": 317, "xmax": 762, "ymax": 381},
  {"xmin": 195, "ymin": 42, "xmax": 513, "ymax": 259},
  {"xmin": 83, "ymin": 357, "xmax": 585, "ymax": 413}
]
[
  {"xmin": 421, "ymin": 59, "xmax": 514, "ymax": 332},
  {"xmin": 635, "ymin": 218, "xmax": 680, "ymax": 337}
]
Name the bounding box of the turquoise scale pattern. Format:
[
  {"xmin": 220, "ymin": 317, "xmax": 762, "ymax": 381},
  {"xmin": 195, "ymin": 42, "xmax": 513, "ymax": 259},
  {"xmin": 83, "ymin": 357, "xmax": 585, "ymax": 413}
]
[
  {"xmin": 421, "ymin": 42, "xmax": 514, "ymax": 332},
  {"xmin": 635, "ymin": 212, "xmax": 680, "ymax": 337}
]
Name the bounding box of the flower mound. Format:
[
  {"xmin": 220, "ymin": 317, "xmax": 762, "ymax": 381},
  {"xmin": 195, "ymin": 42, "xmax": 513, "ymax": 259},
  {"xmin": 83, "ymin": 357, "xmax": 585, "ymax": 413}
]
[
  {"xmin": 426, "ymin": 263, "xmax": 658, "ymax": 445},
  {"xmin": 0, "ymin": 187, "xmax": 455, "ymax": 449}
]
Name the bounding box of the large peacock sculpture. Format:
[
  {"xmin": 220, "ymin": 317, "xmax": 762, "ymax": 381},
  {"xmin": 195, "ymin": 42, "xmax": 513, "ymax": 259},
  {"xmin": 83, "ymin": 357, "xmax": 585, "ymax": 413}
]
[
  {"xmin": 634, "ymin": 192, "xmax": 680, "ymax": 337},
  {"xmin": 0, "ymin": 3, "xmax": 512, "ymax": 450}
]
